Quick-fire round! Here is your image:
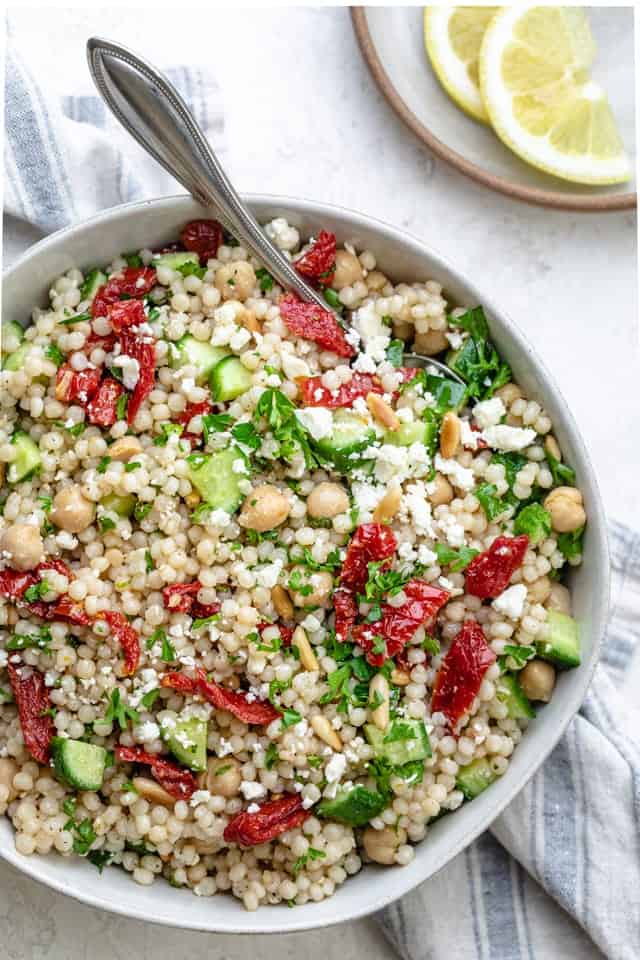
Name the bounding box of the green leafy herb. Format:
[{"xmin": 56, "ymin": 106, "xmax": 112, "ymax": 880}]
[
  {"xmin": 97, "ymin": 456, "xmax": 111, "ymax": 474},
  {"xmin": 124, "ymin": 461, "xmax": 141, "ymax": 473},
  {"xmin": 231, "ymin": 421, "xmax": 262, "ymax": 450},
  {"xmin": 134, "ymin": 501, "xmax": 152, "ymax": 521},
  {"xmin": 281, "ymin": 708, "xmax": 302, "ymax": 728},
  {"xmin": 72, "ymin": 818, "xmax": 97, "ymax": 856},
  {"xmin": 191, "ymin": 613, "xmax": 220, "ymax": 631},
  {"xmin": 144, "ymin": 550, "xmax": 154, "ymax": 572},
  {"xmin": 557, "ymin": 527, "xmax": 585, "ymax": 561},
  {"xmin": 322, "ymin": 287, "xmax": 342, "ymax": 312},
  {"xmin": 255, "ymin": 267, "xmax": 274, "ymax": 293},
  {"xmin": 498, "ymin": 644, "xmax": 536, "ymax": 671},
  {"xmin": 177, "ymin": 261, "xmax": 206, "ymax": 280},
  {"xmin": 59, "ymin": 311, "xmax": 91, "ymax": 326},
  {"xmin": 153, "ymin": 423, "xmax": 184, "ymax": 446},
  {"xmin": 298, "ymin": 546, "xmax": 342, "ymax": 573},
  {"xmin": 475, "ymin": 483, "xmax": 508, "ymax": 521},
  {"xmin": 79, "ymin": 268, "xmax": 103, "ymax": 300},
  {"xmin": 104, "ymin": 688, "xmax": 139, "ymax": 731},
  {"xmin": 287, "ymin": 568, "xmax": 314, "ymax": 596},
  {"xmin": 201, "ymin": 412, "xmax": 232, "ymax": 442},
  {"xmin": 7, "ymin": 627, "xmax": 52, "ymax": 653},
  {"xmin": 160, "ymin": 635, "xmax": 177, "ymax": 663},
  {"xmin": 434, "ymin": 542, "xmax": 479, "ymax": 572},
  {"xmin": 383, "ymin": 721, "xmax": 416, "ymax": 743},
  {"xmin": 293, "ymin": 847, "xmax": 325, "ymax": 874},
  {"xmin": 448, "ymin": 306, "xmax": 511, "ymax": 399},
  {"xmin": 68, "ymin": 422, "xmax": 86, "ymax": 437},
  {"xmin": 214, "ymin": 764, "xmax": 232, "ymax": 777},
  {"xmin": 513, "ymin": 503, "xmax": 552, "ymax": 544},
  {"xmin": 124, "ymin": 252, "xmax": 143, "ymax": 268},
  {"xmin": 98, "ymin": 516, "xmax": 116, "ymax": 533},
  {"xmin": 244, "ymin": 528, "xmax": 279, "ymax": 546},
  {"xmin": 45, "ymin": 343, "xmax": 65, "ymax": 367},
  {"xmin": 116, "ymin": 392, "xmax": 128, "ymax": 422},
  {"xmin": 264, "ymin": 743, "xmax": 279, "ymax": 770},
  {"xmin": 0, "ymin": 688, "xmax": 14, "ymax": 705},
  {"xmin": 141, "ymin": 688, "xmax": 161, "ymax": 709},
  {"xmin": 37, "ymin": 495, "xmax": 52, "ymax": 512},
  {"xmin": 63, "ymin": 797, "xmax": 77, "ymax": 818},
  {"xmin": 386, "ymin": 339, "xmax": 405, "ymax": 367},
  {"xmin": 422, "ymin": 635, "xmax": 440, "ymax": 655},
  {"xmin": 307, "ymin": 754, "xmax": 322, "ymax": 768},
  {"xmin": 23, "ymin": 579, "xmax": 50, "ymax": 603},
  {"xmin": 253, "ymin": 388, "xmax": 323, "ymax": 469},
  {"xmin": 121, "ymin": 780, "xmax": 139, "ymax": 794},
  {"xmin": 87, "ymin": 849, "xmax": 113, "ymax": 872},
  {"xmin": 359, "ymin": 561, "xmax": 410, "ymax": 604},
  {"xmin": 545, "ymin": 449, "xmax": 576, "ymax": 487}
]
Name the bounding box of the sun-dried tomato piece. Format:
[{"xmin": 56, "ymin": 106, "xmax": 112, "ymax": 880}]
[
  {"xmin": 256, "ymin": 622, "xmax": 294, "ymax": 646},
  {"xmin": 279, "ymin": 294, "xmax": 355, "ymax": 359},
  {"xmin": 101, "ymin": 610, "xmax": 140, "ymax": 676},
  {"xmin": 85, "ymin": 330, "xmax": 117, "ymax": 355},
  {"xmin": 175, "ymin": 400, "xmax": 213, "ymax": 447},
  {"xmin": 55, "ymin": 363, "xmax": 103, "ymax": 405},
  {"xmin": 118, "ymin": 328, "xmax": 156, "ymax": 426},
  {"xmin": 431, "ymin": 620, "xmax": 496, "ymax": 726},
  {"xmin": 162, "ymin": 580, "xmax": 220, "ymax": 621},
  {"xmin": 160, "ymin": 668, "xmax": 280, "ymax": 726},
  {"xmin": 180, "ymin": 219, "xmax": 224, "ymax": 266},
  {"xmin": 293, "ymin": 231, "xmax": 336, "ymax": 285},
  {"xmin": 223, "ymin": 794, "xmax": 309, "ymax": 846},
  {"xmin": 0, "ymin": 569, "xmax": 36, "ymax": 599},
  {"xmin": 298, "ymin": 373, "xmax": 384, "ymax": 408},
  {"xmin": 91, "ymin": 267, "xmax": 157, "ymax": 319},
  {"xmin": 339, "ymin": 523, "xmax": 397, "ymax": 594},
  {"xmin": 108, "ymin": 299, "xmax": 147, "ymax": 334},
  {"xmin": 0, "ymin": 561, "xmax": 92, "ymax": 626},
  {"xmin": 333, "ymin": 587, "xmax": 359, "ymax": 641},
  {"xmin": 115, "ymin": 746, "xmax": 197, "ymax": 801},
  {"xmin": 465, "ymin": 535, "xmax": 529, "ymax": 600},
  {"xmin": 42, "ymin": 594, "xmax": 92, "ymax": 627},
  {"xmin": 353, "ymin": 580, "xmax": 450, "ymax": 666},
  {"xmin": 85, "ymin": 377, "xmax": 125, "ymax": 427},
  {"xmin": 7, "ymin": 661, "xmax": 54, "ymax": 764}
]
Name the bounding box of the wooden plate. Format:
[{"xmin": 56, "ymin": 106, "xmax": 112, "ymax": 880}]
[{"xmin": 352, "ymin": 6, "xmax": 636, "ymax": 212}]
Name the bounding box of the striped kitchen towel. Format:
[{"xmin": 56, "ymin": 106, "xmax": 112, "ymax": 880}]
[
  {"xmin": 4, "ymin": 27, "xmax": 225, "ymax": 234},
  {"xmin": 378, "ymin": 519, "xmax": 640, "ymax": 960}
]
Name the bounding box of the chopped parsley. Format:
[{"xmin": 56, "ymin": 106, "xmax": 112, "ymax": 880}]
[
  {"xmin": 124, "ymin": 461, "xmax": 142, "ymax": 473},
  {"xmin": 231, "ymin": 421, "xmax": 262, "ymax": 450},
  {"xmin": 97, "ymin": 456, "xmax": 111, "ymax": 474},
  {"xmin": 255, "ymin": 267, "xmax": 274, "ymax": 292},
  {"xmin": 264, "ymin": 743, "xmax": 279, "ymax": 770},
  {"xmin": 177, "ymin": 260, "xmax": 206, "ymax": 280},
  {"xmin": 252, "ymin": 388, "xmax": 323, "ymax": 469},
  {"xmin": 87, "ymin": 849, "xmax": 113, "ymax": 873},
  {"xmin": 359, "ymin": 561, "xmax": 410, "ymax": 604},
  {"xmin": 385, "ymin": 339, "xmax": 405, "ymax": 367},
  {"xmin": 293, "ymin": 847, "xmax": 325, "ymax": 874},
  {"xmin": 104, "ymin": 689, "xmax": 140, "ymax": 731},
  {"xmin": 513, "ymin": 503, "xmax": 552, "ymax": 545},
  {"xmin": 141, "ymin": 688, "xmax": 161, "ymax": 709},
  {"xmin": 281, "ymin": 708, "xmax": 302, "ymax": 728},
  {"xmin": 7, "ymin": 626, "xmax": 52, "ymax": 653},
  {"xmin": 145, "ymin": 550, "xmax": 154, "ymax": 572},
  {"xmin": 545, "ymin": 449, "xmax": 576, "ymax": 487},
  {"xmin": 557, "ymin": 527, "xmax": 585, "ymax": 561},
  {"xmin": 45, "ymin": 343, "xmax": 65, "ymax": 367},
  {"xmin": 98, "ymin": 516, "xmax": 116, "ymax": 533},
  {"xmin": 124, "ymin": 252, "xmax": 143, "ymax": 268},
  {"xmin": 434, "ymin": 542, "xmax": 479, "ymax": 572},
  {"xmin": 160, "ymin": 635, "xmax": 177, "ymax": 663},
  {"xmin": 191, "ymin": 613, "xmax": 220, "ymax": 631},
  {"xmin": 23, "ymin": 579, "xmax": 50, "ymax": 603},
  {"xmin": 153, "ymin": 423, "xmax": 184, "ymax": 446},
  {"xmin": 59, "ymin": 311, "xmax": 91, "ymax": 326},
  {"xmin": 116, "ymin": 393, "xmax": 128, "ymax": 421},
  {"xmin": 498, "ymin": 644, "xmax": 536, "ymax": 671},
  {"xmin": 322, "ymin": 287, "xmax": 342, "ymax": 312},
  {"xmin": 448, "ymin": 306, "xmax": 512, "ymax": 399},
  {"xmin": 134, "ymin": 501, "xmax": 152, "ymax": 521},
  {"xmin": 201, "ymin": 412, "xmax": 233, "ymax": 441},
  {"xmin": 71, "ymin": 818, "xmax": 97, "ymax": 856},
  {"xmin": 475, "ymin": 482, "xmax": 508, "ymax": 521}
]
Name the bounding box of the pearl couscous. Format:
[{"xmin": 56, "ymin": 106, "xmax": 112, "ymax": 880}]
[{"xmin": 0, "ymin": 218, "xmax": 586, "ymax": 910}]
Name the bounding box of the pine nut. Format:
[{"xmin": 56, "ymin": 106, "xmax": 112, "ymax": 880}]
[
  {"xmin": 55, "ymin": 369, "xmax": 73, "ymax": 401},
  {"xmin": 544, "ymin": 435, "xmax": 561, "ymax": 461},
  {"xmin": 310, "ymin": 715, "xmax": 342, "ymax": 751},
  {"xmin": 390, "ymin": 667, "xmax": 410, "ymax": 687},
  {"xmin": 271, "ymin": 584, "xmax": 294, "ymax": 620},
  {"xmin": 366, "ymin": 392, "xmax": 400, "ymax": 431},
  {"xmin": 240, "ymin": 307, "xmax": 261, "ymax": 334},
  {"xmin": 132, "ymin": 776, "xmax": 175, "ymax": 808},
  {"xmin": 369, "ymin": 673, "xmax": 390, "ymax": 730},
  {"xmin": 292, "ymin": 625, "xmax": 319, "ymax": 672},
  {"xmin": 108, "ymin": 436, "xmax": 142, "ymax": 461},
  {"xmin": 439, "ymin": 412, "xmax": 461, "ymax": 458},
  {"xmin": 373, "ymin": 485, "xmax": 402, "ymax": 523}
]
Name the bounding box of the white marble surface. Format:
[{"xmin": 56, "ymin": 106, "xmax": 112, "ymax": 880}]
[{"xmin": 2, "ymin": 7, "xmax": 637, "ymax": 960}]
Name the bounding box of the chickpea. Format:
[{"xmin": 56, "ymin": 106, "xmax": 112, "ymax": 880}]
[
  {"xmin": 528, "ymin": 576, "xmax": 551, "ymax": 604},
  {"xmin": 547, "ymin": 582, "xmax": 572, "ymax": 615},
  {"xmin": 330, "ymin": 250, "xmax": 364, "ymax": 290},
  {"xmin": 108, "ymin": 436, "xmax": 142, "ymax": 461},
  {"xmin": 132, "ymin": 777, "xmax": 176, "ymax": 808},
  {"xmin": 239, "ymin": 484, "xmax": 290, "ymax": 532},
  {"xmin": 428, "ymin": 473, "xmax": 453, "ymax": 506},
  {"xmin": 362, "ymin": 825, "xmax": 407, "ymax": 865},
  {"xmin": 413, "ymin": 328, "xmax": 449, "ymax": 356},
  {"xmin": 214, "ymin": 261, "xmax": 256, "ymax": 301},
  {"xmin": 50, "ymin": 485, "xmax": 95, "ymax": 533},
  {"xmin": 206, "ymin": 757, "xmax": 241, "ymax": 798},
  {"xmin": 0, "ymin": 758, "xmax": 19, "ymax": 804},
  {"xmin": 519, "ymin": 659, "xmax": 556, "ymax": 703},
  {"xmin": 0, "ymin": 523, "xmax": 43, "ymax": 571},
  {"xmin": 307, "ymin": 482, "xmax": 349, "ymax": 520},
  {"xmin": 289, "ymin": 566, "xmax": 334, "ymax": 607},
  {"xmin": 495, "ymin": 383, "xmax": 522, "ymax": 406},
  {"xmin": 544, "ymin": 486, "xmax": 586, "ymax": 533},
  {"xmin": 366, "ymin": 270, "xmax": 389, "ymax": 292}
]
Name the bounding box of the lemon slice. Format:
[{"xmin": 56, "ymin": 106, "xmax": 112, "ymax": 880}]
[
  {"xmin": 479, "ymin": 6, "xmax": 631, "ymax": 184},
  {"xmin": 424, "ymin": 7, "xmax": 500, "ymax": 123}
]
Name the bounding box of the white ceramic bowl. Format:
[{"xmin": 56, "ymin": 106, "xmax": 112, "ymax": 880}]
[{"xmin": 1, "ymin": 195, "xmax": 609, "ymax": 933}]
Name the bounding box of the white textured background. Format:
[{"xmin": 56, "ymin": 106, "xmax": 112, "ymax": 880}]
[{"xmin": 2, "ymin": 6, "xmax": 637, "ymax": 960}]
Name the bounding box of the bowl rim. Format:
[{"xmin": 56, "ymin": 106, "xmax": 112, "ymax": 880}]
[
  {"xmin": 1, "ymin": 192, "xmax": 610, "ymax": 933},
  {"xmin": 351, "ymin": 7, "xmax": 636, "ymax": 214}
]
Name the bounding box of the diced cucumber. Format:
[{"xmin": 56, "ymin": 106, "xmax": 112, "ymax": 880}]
[
  {"xmin": 385, "ymin": 420, "xmax": 432, "ymax": 448},
  {"xmin": 80, "ymin": 268, "xmax": 107, "ymax": 301},
  {"xmin": 100, "ymin": 493, "xmax": 136, "ymax": 517},
  {"xmin": 314, "ymin": 410, "xmax": 376, "ymax": 472},
  {"xmin": 364, "ymin": 719, "xmax": 432, "ymax": 765},
  {"xmin": 8, "ymin": 432, "xmax": 42, "ymax": 483},
  {"xmin": 2, "ymin": 343, "xmax": 30, "ymax": 372},
  {"xmin": 1, "ymin": 321, "xmax": 24, "ymax": 356},
  {"xmin": 187, "ymin": 445, "xmax": 246, "ymax": 514},
  {"xmin": 317, "ymin": 785, "xmax": 387, "ymax": 826},
  {"xmin": 537, "ymin": 610, "xmax": 580, "ymax": 668},
  {"xmin": 496, "ymin": 674, "xmax": 535, "ymax": 720},
  {"xmin": 456, "ymin": 757, "xmax": 497, "ymax": 800},
  {"xmin": 169, "ymin": 334, "xmax": 230, "ymax": 383},
  {"xmin": 161, "ymin": 716, "xmax": 208, "ymax": 772},
  {"xmin": 52, "ymin": 737, "xmax": 108, "ymax": 791},
  {"xmin": 209, "ymin": 356, "xmax": 253, "ymax": 402},
  {"xmin": 154, "ymin": 251, "xmax": 200, "ymax": 270}
]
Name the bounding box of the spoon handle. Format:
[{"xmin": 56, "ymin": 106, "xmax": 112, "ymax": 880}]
[{"xmin": 86, "ymin": 36, "xmax": 328, "ymax": 310}]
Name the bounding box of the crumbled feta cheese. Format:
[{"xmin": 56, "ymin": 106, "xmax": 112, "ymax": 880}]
[
  {"xmin": 395, "ymin": 407, "xmax": 413, "ymax": 423},
  {"xmin": 353, "ymin": 352, "xmax": 377, "ymax": 374},
  {"xmin": 135, "ymin": 721, "xmax": 161, "ymax": 743},
  {"xmin": 229, "ymin": 328, "xmax": 251, "ymax": 352},
  {"xmin": 459, "ymin": 419, "xmax": 479, "ymax": 450},
  {"xmin": 492, "ymin": 583, "xmax": 527, "ymax": 620},
  {"xmin": 351, "ymin": 301, "xmax": 390, "ymax": 362},
  {"xmin": 217, "ymin": 737, "xmax": 233, "ymax": 757},
  {"xmin": 482, "ymin": 425, "xmax": 536, "ymax": 452},
  {"xmin": 403, "ymin": 481, "xmax": 435, "ymax": 537},
  {"xmin": 445, "ymin": 330, "xmax": 464, "ymax": 350},
  {"xmin": 232, "ymin": 458, "xmax": 248, "ymax": 475},
  {"xmin": 473, "ymin": 397, "xmax": 506, "ymax": 429},
  {"xmin": 325, "ymin": 753, "xmax": 347, "ymax": 783},
  {"xmin": 295, "ymin": 407, "xmax": 333, "ymax": 441},
  {"xmin": 416, "ymin": 544, "xmax": 438, "ymax": 565},
  {"xmin": 434, "ymin": 454, "xmax": 475, "ymax": 491},
  {"xmin": 350, "ymin": 480, "xmax": 384, "ymax": 514},
  {"xmin": 189, "ymin": 790, "xmax": 211, "ymax": 807},
  {"xmin": 240, "ymin": 780, "xmax": 266, "ymax": 801},
  {"xmin": 254, "ymin": 560, "xmax": 284, "ymax": 589},
  {"xmin": 111, "ymin": 355, "xmax": 140, "ymax": 390},
  {"xmin": 438, "ymin": 513, "xmax": 466, "ymax": 548},
  {"xmin": 282, "ymin": 352, "xmax": 311, "ymax": 380},
  {"xmin": 247, "ymin": 803, "xmax": 260, "ymax": 814}
]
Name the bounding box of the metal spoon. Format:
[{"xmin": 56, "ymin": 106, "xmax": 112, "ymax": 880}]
[{"xmin": 86, "ymin": 37, "xmax": 463, "ymax": 384}]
